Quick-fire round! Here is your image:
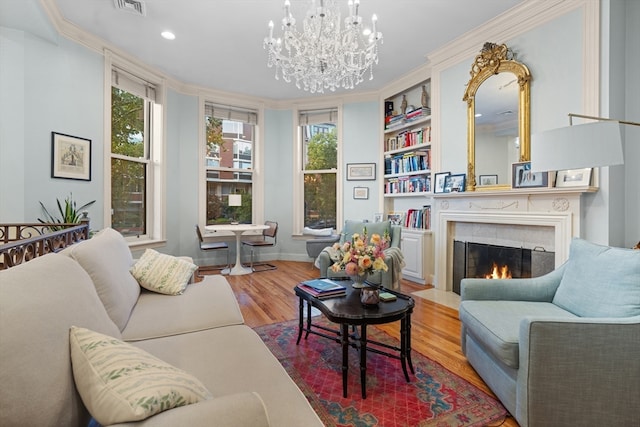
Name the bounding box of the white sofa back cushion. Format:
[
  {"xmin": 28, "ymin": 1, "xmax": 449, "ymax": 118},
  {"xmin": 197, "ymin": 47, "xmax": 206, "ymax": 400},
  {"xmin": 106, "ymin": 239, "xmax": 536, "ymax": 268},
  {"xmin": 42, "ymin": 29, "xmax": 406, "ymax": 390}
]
[
  {"xmin": 0, "ymin": 254, "xmax": 121, "ymax": 427},
  {"xmin": 62, "ymin": 227, "xmax": 141, "ymax": 330}
]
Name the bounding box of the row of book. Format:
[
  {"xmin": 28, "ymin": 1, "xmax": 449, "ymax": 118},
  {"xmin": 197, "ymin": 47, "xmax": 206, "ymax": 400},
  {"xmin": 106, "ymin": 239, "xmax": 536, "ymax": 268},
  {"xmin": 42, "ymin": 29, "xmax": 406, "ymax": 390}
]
[
  {"xmin": 384, "ymin": 107, "xmax": 431, "ymax": 131},
  {"xmin": 404, "ymin": 206, "xmax": 432, "ymax": 230},
  {"xmin": 385, "ymin": 126, "xmax": 432, "ymax": 151},
  {"xmin": 296, "ymin": 278, "xmax": 346, "ymax": 299},
  {"xmin": 384, "ymin": 150, "xmax": 431, "ymax": 175},
  {"xmin": 384, "ymin": 175, "xmax": 431, "ymax": 194}
]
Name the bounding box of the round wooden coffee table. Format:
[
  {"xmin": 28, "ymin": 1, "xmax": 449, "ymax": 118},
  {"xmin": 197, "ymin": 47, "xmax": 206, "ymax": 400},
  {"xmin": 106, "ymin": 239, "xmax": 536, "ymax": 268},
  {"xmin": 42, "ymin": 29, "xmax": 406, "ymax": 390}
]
[{"xmin": 295, "ymin": 280, "xmax": 414, "ymax": 399}]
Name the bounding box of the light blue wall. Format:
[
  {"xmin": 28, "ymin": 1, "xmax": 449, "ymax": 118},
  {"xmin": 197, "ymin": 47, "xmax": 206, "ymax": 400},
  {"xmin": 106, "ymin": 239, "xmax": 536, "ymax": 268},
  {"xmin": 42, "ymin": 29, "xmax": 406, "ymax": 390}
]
[
  {"xmin": 0, "ymin": 27, "xmax": 104, "ymax": 226},
  {"xmin": 343, "ymin": 101, "xmax": 380, "ymax": 222}
]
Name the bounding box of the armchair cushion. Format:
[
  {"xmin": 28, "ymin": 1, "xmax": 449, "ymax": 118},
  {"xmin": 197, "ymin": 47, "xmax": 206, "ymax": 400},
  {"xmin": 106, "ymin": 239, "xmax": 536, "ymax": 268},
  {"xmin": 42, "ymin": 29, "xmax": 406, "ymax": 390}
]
[{"xmin": 552, "ymin": 238, "xmax": 640, "ymax": 317}]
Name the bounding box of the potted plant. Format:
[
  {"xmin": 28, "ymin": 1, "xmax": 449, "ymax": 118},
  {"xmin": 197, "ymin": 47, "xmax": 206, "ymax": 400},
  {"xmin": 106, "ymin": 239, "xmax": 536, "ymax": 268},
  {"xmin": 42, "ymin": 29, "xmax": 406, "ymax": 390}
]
[{"xmin": 38, "ymin": 193, "xmax": 95, "ymax": 231}]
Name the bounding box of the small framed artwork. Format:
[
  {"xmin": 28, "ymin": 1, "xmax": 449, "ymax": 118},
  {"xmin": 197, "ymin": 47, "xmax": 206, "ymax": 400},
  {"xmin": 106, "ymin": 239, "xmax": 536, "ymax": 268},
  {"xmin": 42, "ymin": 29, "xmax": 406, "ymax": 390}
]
[
  {"xmin": 555, "ymin": 168, "xmax": 592, "ymax": 187},
  {"xmin": 51, "ymin": 132, "xmax": 91, "ymax": 181},
  {"xmin": 512, "ymin": 162, "xmax": 548, "ymax": 189},
  {"xmin": 347, "ymin": 163, "xmax": 376, "ymax": 181},
  {"xmin": 387, "ymin": 212, "xmax": 404, "ymax": 226},
  {"xmin": 373, "ymin": 213, "xmax": 383, "ymax": 223},
  {"xmin": 353, "ymin": 187, "xmax": 369, "ymax": 199},
  {"xmin": 443, "ymin": 173, "xmax": 466, "ymax": 193},
  {"xmin": 479, "ymin": 174, "xmax": 498, "ymax": 186},
  {"xmin": 434, "ymin": 172, "xmax": 450, "ymax": 193}
]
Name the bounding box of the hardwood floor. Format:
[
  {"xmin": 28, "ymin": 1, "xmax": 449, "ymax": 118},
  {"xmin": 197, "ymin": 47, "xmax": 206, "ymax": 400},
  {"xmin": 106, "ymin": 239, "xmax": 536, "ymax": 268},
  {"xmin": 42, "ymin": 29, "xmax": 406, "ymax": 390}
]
[{"xmin": 202, "ymin": 260, "xmax": 519, "ymax": 427}]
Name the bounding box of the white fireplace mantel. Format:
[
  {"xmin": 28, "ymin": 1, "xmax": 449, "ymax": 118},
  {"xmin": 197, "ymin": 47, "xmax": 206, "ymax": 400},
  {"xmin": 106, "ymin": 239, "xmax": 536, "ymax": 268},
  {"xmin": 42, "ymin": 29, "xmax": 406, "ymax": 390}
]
[{"xmin": 433, "ymin": 187, "xmax": 596, "ymax": 292}]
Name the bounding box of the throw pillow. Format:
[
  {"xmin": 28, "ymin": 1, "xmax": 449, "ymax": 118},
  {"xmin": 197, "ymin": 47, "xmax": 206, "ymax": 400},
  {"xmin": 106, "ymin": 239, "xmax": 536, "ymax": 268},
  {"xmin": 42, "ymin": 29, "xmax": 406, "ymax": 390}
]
[
  {"xmin": 552, "ymin": 238, "xmax": 640, "ymax": 317},
  {"xmin": 130, "ymin": 249, "xmax": 198, "ymax": 295},
  {"xmin": 69, "ymin": 326, "xmax": 212, "ymax": 425}
]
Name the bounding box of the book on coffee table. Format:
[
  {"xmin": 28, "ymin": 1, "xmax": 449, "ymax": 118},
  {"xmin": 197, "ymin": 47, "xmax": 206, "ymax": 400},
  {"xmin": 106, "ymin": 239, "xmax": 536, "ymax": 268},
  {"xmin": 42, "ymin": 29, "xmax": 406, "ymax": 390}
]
[{"xmin": 301, "ymin": 278, "xmax": 346, "ymax": 292}]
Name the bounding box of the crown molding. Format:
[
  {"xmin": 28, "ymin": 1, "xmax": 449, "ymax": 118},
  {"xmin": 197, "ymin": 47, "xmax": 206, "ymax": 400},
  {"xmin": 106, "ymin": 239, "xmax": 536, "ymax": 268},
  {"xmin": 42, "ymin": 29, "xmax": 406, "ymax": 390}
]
[{"xmin": 428, "ymin": 0, "xmax": 590, "ymax": 71}]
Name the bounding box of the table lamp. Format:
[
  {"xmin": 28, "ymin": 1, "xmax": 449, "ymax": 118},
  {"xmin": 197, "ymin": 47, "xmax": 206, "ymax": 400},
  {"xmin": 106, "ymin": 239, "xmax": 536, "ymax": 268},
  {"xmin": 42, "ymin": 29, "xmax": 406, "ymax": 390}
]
[{"xmin": 228, "ymin": 194, "xmax": 242, "ymax": 224}]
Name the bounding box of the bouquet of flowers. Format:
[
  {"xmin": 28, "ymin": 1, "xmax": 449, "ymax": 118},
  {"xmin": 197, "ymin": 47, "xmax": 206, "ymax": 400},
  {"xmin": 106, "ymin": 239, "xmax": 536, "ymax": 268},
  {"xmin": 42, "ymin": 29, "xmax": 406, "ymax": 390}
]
[{"xmin": 330, "ymin": 227, "xmax": 390, "ymax": 277}]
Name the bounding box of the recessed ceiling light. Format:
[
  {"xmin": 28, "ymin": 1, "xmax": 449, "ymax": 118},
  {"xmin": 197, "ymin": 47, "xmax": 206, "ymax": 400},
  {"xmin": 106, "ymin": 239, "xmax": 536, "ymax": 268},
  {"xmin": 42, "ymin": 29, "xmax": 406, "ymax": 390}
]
[{"xmin": 161, "ymin": 31, "xmax": 175, "ymax": 40}]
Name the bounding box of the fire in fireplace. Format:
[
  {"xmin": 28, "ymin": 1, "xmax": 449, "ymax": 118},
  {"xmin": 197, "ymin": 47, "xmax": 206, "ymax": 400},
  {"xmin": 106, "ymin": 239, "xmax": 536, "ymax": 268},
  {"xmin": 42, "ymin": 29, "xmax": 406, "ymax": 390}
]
[{"xmin": 452, "ymin": 241, "xmax": 555, "ymax": 294}]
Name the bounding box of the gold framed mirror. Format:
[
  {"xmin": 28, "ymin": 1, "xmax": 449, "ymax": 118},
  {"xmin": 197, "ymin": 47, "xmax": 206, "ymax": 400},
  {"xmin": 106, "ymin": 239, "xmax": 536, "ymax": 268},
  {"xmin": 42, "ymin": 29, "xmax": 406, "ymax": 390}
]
[{"xmin": 463, "ymin": 42, "xmax": 531, "ymax": 191}]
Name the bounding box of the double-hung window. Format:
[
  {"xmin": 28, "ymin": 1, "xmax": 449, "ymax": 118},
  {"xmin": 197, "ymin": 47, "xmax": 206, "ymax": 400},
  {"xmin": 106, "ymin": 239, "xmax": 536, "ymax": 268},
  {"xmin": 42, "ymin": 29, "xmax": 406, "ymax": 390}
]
[
  {"xmin": 109, "ymin": 66, "xmax": 163, "ymax": 240},
  {"xmin": 204, "ymin": 103, "xmax": 257, "ymax": 224},
  {"xmin": 298, "ymin": 108, "xmax": 339, "ymax": 231}
]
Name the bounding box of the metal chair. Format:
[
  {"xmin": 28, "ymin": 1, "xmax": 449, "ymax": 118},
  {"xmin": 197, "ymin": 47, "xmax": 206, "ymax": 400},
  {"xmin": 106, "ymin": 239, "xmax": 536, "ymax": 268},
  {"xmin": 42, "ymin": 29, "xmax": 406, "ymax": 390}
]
[
  {"xmin": 195, "ymin": 225, "xmax": 229, "ymax": 275},
  {"xmin": 241, "ymin": 221, "xmax": 278, "ymax": 272}
]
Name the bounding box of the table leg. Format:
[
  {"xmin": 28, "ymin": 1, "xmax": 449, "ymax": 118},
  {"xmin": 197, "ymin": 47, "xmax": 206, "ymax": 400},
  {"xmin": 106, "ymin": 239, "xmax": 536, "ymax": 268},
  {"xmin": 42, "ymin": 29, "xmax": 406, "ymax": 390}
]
[
  {"xmin": 227, "ymin": 232, "xmax": 252, "ymax": 275},
  {"xmin": 341, "ymin": 323, "xmax": 349, "ymax": 398},
  {"xmin": 305, "ymin": 300, "xmax": 312, "ymax": 340},
  {"xmin": 296, "ymin": 297, "xmax": 304, "ymax": 345},
  {"xmin": 407, "ymin": 312, "xmax": 414, "ymax": 374},
  {"xmin": 360, "ymin": 325, "xmax": 367, "ymax": 399}
]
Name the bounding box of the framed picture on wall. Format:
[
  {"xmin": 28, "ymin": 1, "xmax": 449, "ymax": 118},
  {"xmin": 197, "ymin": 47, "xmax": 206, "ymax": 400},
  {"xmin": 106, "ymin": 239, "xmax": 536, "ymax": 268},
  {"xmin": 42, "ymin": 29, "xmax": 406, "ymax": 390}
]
[
  {"xmin": 51, "ymin": 132, "xmax": 91, "ymax": 181},
  {"xmin": 347, "ymin": 163, "xmax": 376, "ymax": 180},
  {"xmin": 353, "ymin": 187, "xmax": 369, "ymax": 199}
]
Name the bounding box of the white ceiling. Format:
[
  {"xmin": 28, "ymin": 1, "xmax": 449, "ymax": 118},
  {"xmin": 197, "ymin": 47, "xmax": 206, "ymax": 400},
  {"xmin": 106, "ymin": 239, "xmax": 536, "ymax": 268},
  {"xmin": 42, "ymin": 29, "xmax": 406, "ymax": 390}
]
[{"xmin": 2, "ymin": 0, "xmax": 525, "ymax": 100}]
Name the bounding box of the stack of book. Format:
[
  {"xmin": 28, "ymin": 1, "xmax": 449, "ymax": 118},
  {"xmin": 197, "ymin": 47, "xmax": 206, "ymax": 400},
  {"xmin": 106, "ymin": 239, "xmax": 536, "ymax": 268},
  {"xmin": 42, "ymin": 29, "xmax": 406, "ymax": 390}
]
[{"xmin": 297, "ymin": 278, "xmax": 347, "ymax": 299}]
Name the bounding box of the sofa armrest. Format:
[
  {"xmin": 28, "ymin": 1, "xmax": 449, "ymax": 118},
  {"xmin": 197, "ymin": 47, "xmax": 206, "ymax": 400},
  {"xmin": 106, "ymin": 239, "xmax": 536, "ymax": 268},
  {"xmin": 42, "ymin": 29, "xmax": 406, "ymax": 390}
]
[
  {"xmin": 517, "ymin": 316, "xmax": 640, "ymax": 426},
  {"xmin": 110, "ymin": 392, "xmax": 270, "ymax": 427},
  {"xmin": 460, "ymin": 263, "xmax": 566, "ymax": 302}
]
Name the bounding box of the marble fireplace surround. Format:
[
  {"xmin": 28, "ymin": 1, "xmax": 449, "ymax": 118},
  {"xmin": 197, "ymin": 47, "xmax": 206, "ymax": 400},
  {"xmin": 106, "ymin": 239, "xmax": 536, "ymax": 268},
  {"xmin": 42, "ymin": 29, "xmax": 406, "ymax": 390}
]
[{"xmin": 433, "ymin": 188, "xmax": 595, "ymax": 292}]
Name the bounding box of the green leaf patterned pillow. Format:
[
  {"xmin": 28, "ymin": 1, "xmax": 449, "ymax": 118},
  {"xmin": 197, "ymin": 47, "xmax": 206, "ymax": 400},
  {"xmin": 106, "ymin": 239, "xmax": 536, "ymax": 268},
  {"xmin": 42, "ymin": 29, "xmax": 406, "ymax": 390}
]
[
  {"xmin": 69, "ymin": 326, "xmax": 212, "ymax": 424},
  {"xmin": 130, "ymin": 249, "xmax": 198, "ymax": 295}
]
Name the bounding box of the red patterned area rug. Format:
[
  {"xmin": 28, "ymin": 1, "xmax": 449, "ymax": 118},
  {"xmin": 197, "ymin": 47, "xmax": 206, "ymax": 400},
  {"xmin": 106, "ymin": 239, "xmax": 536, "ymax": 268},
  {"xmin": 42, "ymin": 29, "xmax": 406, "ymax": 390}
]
[{"xmin": 255, "ymin": 318, "xmax": 507, "ymax": 427}]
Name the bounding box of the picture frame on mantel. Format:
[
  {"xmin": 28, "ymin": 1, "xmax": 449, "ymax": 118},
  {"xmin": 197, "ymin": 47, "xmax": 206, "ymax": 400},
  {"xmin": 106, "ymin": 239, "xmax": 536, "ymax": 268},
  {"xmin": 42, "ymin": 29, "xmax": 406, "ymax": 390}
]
[
  {"xmin": 512, "ymin": 162, "xmax": 548, "ymax": 189},
  {"xmin": 555, "ymin": 168, "xmax": 592, "ymax": 187},
  {"xmin": 51, "ymin": 132, "xmax": 91, "ymax": 181},
  {"xmin": 434, "ymin": 172, "xmax": 450, "ymax": 193}
]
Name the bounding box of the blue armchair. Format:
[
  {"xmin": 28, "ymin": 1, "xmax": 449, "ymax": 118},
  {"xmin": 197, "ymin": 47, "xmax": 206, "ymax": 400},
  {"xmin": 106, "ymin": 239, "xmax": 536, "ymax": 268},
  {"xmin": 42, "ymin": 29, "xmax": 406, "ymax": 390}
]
[
  {"xmin": 458, "ymin": 238, "xmax": 640, "ymax": 427},
  {"xmin": 315, "ymin": 220, "xmax": 404, "ymax": 289}
]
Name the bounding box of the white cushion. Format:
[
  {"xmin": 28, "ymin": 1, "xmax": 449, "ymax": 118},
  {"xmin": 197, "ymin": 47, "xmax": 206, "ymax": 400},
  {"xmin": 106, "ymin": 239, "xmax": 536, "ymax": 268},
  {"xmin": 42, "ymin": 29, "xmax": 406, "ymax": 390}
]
[
  {"xmin": 130, "ymin": 249, "xmax": 198, "ymax": 295},
  {"xmin": 69, "ymin": 326, "xmax": 212, "ymax": 425},
  {"xmin": 62, "ymin": 227, "xmax": 141, "ymax": 331},
  {"xmin": 303, "ymin": 226, "xmax": 334, "ymax": 236}
]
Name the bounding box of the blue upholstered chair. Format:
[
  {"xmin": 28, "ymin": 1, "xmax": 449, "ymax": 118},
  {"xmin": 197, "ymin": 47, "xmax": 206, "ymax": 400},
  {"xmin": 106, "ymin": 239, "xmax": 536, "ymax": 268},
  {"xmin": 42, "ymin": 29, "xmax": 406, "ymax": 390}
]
[
  {"xmin": 458, "ymin": 238, "xmax": 640, "ymax": 427},
  {"xmin": 315, "ymin": 220, "xmax": 404, "ymax": 290}
]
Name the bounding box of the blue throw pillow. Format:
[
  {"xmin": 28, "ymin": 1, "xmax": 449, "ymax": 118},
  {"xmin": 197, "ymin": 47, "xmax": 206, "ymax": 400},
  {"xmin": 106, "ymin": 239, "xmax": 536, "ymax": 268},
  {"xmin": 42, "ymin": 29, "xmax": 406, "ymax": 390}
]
[{"xmin": 552, "ymin": 238, "xmax": 640, "ymax": 317}]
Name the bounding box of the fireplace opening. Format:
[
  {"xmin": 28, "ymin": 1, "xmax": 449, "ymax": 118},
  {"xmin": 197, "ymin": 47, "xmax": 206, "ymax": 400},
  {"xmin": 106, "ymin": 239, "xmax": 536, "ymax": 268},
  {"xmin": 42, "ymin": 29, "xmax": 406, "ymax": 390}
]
[{"xmin": 452, "ymin": 241, "xmax": 555, "ymax": 294}]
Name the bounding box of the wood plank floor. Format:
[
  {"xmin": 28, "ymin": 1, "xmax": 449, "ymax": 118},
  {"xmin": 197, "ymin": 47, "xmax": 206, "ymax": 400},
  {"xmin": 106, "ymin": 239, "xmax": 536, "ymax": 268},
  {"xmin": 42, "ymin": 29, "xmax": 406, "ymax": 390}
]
[{"xmin": 201, "ymin": 260, "xmax": 519, "ymax": 427}]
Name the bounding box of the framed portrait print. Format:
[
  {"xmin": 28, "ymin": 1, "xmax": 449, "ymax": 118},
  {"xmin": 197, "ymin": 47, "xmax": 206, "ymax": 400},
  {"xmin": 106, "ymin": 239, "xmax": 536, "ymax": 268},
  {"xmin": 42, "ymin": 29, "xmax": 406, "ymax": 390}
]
[
  {"xmin": 479, "ymin": 174, "xmax": 498, "ymax": 186},
  {"xmin": 353, "ymin": 187, "xmax": 369, "ymax": 199},
  {"xmin": 512, "ymin": 162, "xmax": 548, "ymax": 189},
  {"xmin": 555, "ymin": 168, "xmax": 592, "ymax": 187},
  {"xmin": 347, "ymin": 163, "xmax": 376, "ymax": 181},
  {"xmin": 443, "ymin": 173, "xmax": 466, "ymax": 193},
  {"xmin": 51, "ymin": 132, "xmax": 91, "ymax": 181},
  {"xmin": 434, "ymin": 172, "xmax": 450, "ymax": 193}
]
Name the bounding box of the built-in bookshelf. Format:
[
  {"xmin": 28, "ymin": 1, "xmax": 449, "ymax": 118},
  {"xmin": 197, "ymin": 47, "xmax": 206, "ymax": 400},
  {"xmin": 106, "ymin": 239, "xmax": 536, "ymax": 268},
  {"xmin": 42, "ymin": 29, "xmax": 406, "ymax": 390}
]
[{"xmin": 381, "ymin": 78, "xmax": 434, "ymax": 284}]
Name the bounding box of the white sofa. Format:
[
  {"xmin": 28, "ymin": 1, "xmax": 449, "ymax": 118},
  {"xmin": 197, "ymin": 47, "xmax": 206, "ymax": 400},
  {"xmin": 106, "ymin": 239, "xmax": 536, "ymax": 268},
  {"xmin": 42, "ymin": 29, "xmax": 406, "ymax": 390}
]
[{"xmin": 0, "ymin": 228, "xmax": 323, "ymax": 427}]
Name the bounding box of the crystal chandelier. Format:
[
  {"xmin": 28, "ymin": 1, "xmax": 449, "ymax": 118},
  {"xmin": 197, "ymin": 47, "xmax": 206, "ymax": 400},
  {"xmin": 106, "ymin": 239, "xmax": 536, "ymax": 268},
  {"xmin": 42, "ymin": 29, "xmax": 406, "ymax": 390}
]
[{"xmin": 263, "ymin": 0, "xmax": 383, "ymax": 94}]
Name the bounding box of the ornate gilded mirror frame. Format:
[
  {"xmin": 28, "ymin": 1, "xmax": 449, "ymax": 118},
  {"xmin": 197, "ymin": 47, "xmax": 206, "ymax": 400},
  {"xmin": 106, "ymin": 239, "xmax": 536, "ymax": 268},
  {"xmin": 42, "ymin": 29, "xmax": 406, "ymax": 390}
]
[{"xmin": 463, "ymin": 42, "xmax": 531, "ymax": 191}]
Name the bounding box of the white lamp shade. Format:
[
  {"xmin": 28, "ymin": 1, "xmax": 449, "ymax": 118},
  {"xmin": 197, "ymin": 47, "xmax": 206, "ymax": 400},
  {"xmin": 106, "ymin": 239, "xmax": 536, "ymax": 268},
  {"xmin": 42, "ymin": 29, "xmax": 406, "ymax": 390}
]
[
  {"xmin": 228, "ymin": 194, "xmax": 242, "ymax": 207},
  {"xmin": 530, "ymin": 121, "xmax": 623, "ymax": 172}
]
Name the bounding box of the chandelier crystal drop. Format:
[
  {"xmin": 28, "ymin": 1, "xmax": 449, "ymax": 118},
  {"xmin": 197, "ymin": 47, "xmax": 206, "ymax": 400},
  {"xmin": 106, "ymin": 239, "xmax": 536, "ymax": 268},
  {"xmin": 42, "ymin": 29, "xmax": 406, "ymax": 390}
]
[{"xmin": 263, "ymin": 0, "xmax": 383, "ymax": 94}]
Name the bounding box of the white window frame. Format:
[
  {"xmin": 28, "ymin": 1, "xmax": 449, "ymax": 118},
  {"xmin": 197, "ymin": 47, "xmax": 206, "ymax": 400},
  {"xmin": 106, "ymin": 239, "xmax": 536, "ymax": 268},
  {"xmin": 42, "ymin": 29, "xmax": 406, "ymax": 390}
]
[
  {"xmin": 293, "ymin": 105, "xmax": 343, "ymax": 235},
  {"xmin": 198, "ymin": 96, "xmax": 264, "ymax": 229},
  {"xmin": 104, "ymin": 52, "xmax": 166, "ymax": 246}
]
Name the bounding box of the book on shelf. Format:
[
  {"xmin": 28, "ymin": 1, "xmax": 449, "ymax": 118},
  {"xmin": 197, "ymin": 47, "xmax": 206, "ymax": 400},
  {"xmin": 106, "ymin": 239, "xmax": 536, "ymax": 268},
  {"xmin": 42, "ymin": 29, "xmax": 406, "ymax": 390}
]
[{"xmin": 403, "ymin": 205, "xmax": 432, "ymax": 230}]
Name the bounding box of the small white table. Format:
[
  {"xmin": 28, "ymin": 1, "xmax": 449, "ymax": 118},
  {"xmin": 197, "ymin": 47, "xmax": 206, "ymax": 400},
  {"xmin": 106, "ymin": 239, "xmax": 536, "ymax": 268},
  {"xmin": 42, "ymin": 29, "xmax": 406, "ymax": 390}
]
[{"xmin": 205, "ymin": 224, "xmax": 269, "ymax": 275}]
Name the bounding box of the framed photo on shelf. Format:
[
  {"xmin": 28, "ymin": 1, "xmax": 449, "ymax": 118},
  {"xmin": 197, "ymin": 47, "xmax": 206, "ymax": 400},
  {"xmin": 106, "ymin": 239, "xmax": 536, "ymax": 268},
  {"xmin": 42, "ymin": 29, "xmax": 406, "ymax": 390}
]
[
  {"xmin": 512, "ymin": 162, "xmax": 548, "ymax": 189},
  {"xmin": 51, "ymin": 132, "xmax": 91, "ymax": 181},
  {"xmin": 347, "ymin": 163, "xmax": 376, "ymax": 181},
  {"xmin": 353, "ymin": 187, "xmax": 369, "ymax": 199},
  {"xmin": 555, "ymin": 168, "xmax": 592, "ymax": 187},
  {"xmin": 479, "ymin": 174, "xmax": 498, "ymax": 186},
  {"xmin": 433, "ymin": 171, "xmax": 450, "ymax": 193},
  {"xmin": 387, "ymin": 212, "xmax": 404, "ymax": 226},
  {"xmin": 443, "ymin": 173, "xmax": 466, "ymax": 193},
  {"xmin": 373, "ymin": 213, "xmax": 383, "ymax": 223}
]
